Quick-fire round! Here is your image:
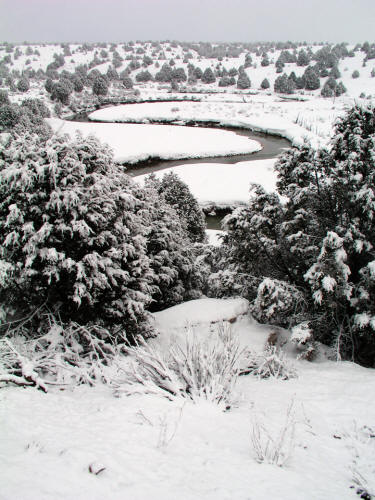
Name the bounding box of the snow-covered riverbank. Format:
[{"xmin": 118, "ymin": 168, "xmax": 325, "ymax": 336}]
[{"xmin": 47, "ymin": 118, "xmax": 262, "ymax": 164}]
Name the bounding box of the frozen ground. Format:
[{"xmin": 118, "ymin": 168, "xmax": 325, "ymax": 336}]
[{"xmin": 1, "ymin": 298, "xmax": 374, "ymax": 500}]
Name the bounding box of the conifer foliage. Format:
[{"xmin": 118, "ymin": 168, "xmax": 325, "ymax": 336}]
[
  {"xmin": 221, "ymin": 105, "xmax": 375, "ymax": 365},
  {"xmin": 0, "ymin": 132, "xmax": 154, "ymax": 338}
]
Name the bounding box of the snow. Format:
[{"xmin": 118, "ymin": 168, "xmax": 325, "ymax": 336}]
[
  {"xmin": 206, "ymin": 229, "xmax": 224, "ymax": 246},
  {"xmin": 136, "ymin": 159, "xmax": 278, "ymax": 208},
  {"xmin": 2, "ymin": 298, "xmax": 375, "ymax": 500},
  {"xmin": 87, "ymin": 98, "xmax": 350, "ymax": 147},
  {"xmin": 47, "ymin": 118, "xmax": 262, "ymax": 164},
  {"xmin": 153, "ymin": 297, "xmax": 250, "ymax": 331}
]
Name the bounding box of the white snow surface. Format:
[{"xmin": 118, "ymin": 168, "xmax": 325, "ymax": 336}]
[
  {"xmin": 153, "ymin": 297, "xmax": 250, "ymax": 331},
  {"xmin": 1, "ymin": 298, "xmax": 375, "ymax": 500},
  {"xmin": 88, "ymin": 98, "xmax": 347, "ymax": 147},
  {"xmin": 46, "ymin": 118, "xmax": 262, "ymax": 164},
  {"xmin": 206, "ymin": 229, "xmax": 224, "ymax": 246},
  {"xmin": 136, "ymin": 159, "xmax": 278, "ymax": 207}
]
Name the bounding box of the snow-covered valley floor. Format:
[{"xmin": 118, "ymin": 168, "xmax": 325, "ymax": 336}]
[{"xmin": 1, "ymin": 299, "xmax": 374, "ymax": 500}]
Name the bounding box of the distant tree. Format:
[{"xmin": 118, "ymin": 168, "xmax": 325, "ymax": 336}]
[
  {"xmin": 92, "ymin": 75, "xmax": 108, "ymax": 96},
  {"xmin": 321, "ymin": 78, "xmax": 346, "ymax": 98},
  {"xmin": 44, "ymin": 78, "xmax": 55, "ymax": 94},
  {"xmin": 352, "ymin": 70, "xmax": 360, "ymax": 79},
  {"xmin": 274, "ymin": 73, "xmax": 295, "ymax": 94},
  {"xmin": 172, "ymin": 67, "xmax": 187, "ymax": 82},
  {"xmin": 244, "ymin": 53, "xmax": 253, "ymax": 68},
  {"xmin": 193, "ymin": 67, "xmax": 203, "ymax": 80},
  {"xmin": 201, "ymin": 67, "xmax": 216, "ymax": 84},
  {"xmin": 219, "ymin": 76, "xmax": 235, "ymax": 87},
  {"xmin": 0, "ymin": 89, "xmax": 10, "ymax": 105},
  {"xmin": 236, "ymin": 72, "xmax": 251, "ymax": 89},
  {"xmin": 297, "ymin": 49, "xmax": 310, "ymax": 66},
  {"xmin": 261, "ymin": 53, "xmax": 270, "ymax": 67},
  {"xmin": 303, "ymin": 66, "xmax": 320, "ymax": 90},
  {"xmin": 72, "ymin": 76, "xmax": 84, "ymax": 92},
  {"xmin": 260, "ymin": 78, "xmax": 270, "ymax": 90},
  {"xmin": 51, "ymin": 79, "xmax": 74, "ymax": 104},
  {"xmin": 106, "ymin": 66, "xmax": 119, "ymax": 81},
  {"xmin": 329, "ymin": 65, "xmax": 341, "ymax": 79},
  {"xmin": 122, "ymin": 76, "xmax": 133, "ymax": 89},
  {"xmin": 135, "ymin": 70, "xmax": 153, "ymax": 82},
  {"xmin": 158, "ymin": 172, "xmax": 207, "ymax": 243}
]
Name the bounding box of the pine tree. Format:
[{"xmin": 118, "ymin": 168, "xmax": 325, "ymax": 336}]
[
  {"xmin": 92, "ymin": 75, "xmax": 108, "ymax": 96},
  {"xmin": 236, "ymin": 71, "xmax": 251, "ymax": 89}
]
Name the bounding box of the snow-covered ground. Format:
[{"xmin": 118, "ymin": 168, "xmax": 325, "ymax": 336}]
[
  {"xmin": 47, "ymin": 118, "xmax": 262, "ymax": 164},
  {"xmin": 2, "ymin": 298, "xmax": 375, "ymax": 500},
  {"xmin": 88, "ymin": 97, "xmax": 342, "ymax": 147},
  {"xmin": 136, "ymin": 159, "xmax": 278, "ymax": 208}
]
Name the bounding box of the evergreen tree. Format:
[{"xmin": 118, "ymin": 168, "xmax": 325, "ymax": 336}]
[
  {"xmin": 201, "ymin": 67, "xmax": 216, "ymax": 84},
  {"xmin": 274, "ymin": 73, "xmax": 295, "ymax": 94},
  {"xmin": 17, "ymin": 77, "xmax": 30, "ymax": 92},
  {"xmin": 219, "ymin": 104, "xmax": 375, "ymax": 365},
  {"xmin": 236, "ymin": 72, "xmax": 251, "ymax": 89},
  {"xmin": 158, "ymin": 172, "xmax": 207, "ymax": 243},
  {"xmin": 92, "ymin": 75, "xmax": 108, "ymax": 96},
  {"xmin": 260, "ymin": 78, "xmax": 270, "ymax": 90},
  {"xmin": 297, "ymin": 49, "xmax": 310, "ymax": 66},
  {"xmin": 143, "ymin": 176, "xmax": 202, "ymax": 310},
  {"xmin": 0, "ymin": 132, "xmax": 156, "ymax": 339},
  {"xmin": 261, "ymin": 53, "xmax": 270, "ymax": 66},
  {"xmin": 122, "ymin": 76, "xmax": 133, "ymax": 89},
  {"xmin": 303, "ymin": 66, "xmax": 320, "ymax": 90},
  {"xmin": 135, "ymin": 70, "xmax": 152, "ymax": 82}
]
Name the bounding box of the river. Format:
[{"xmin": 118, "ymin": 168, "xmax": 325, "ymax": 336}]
[{"xmin": 70, "ymin": 103, "xmax": 291, "ymax": 230}]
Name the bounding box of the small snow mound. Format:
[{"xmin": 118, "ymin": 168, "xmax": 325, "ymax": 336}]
[{"xmin": 153, "ymin": 297, "xmax": 249, "ymax": 331}]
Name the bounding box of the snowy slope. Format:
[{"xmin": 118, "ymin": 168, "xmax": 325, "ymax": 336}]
[{"xmin": 1, "ymin": 298, "xmax": 375, "ymax": 500}]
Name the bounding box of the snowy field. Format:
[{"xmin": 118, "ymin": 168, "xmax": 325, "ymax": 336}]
[
  {"xmin": 2, "ymin": 298, "xmax": 375, "ymax": 500},
  {"xmin": 47, "ymin": 118, "xmax": 262, "ymax": 164},
  {"xmin": 135, "ymin": 159, "xmax": 278, "ymax": 208}
]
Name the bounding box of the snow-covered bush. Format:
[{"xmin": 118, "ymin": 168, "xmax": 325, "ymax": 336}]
[
  {"xmin": 241, "ymin": 345, "xmax": 297, "ymax": 380},
  {"xmin": 0, "ymin": 315, "xmax": 123, "ymax": 390},
  {"xmin": 0, "ymin": 131, "xmax": 155, "ymax": 339},
  {"xmin": 117, "ymin": 323, "xmax": 242, "ymax": 405},
  {"xmin": 252, "ymin": 278, "xmax": 305, "ymax": 327}
]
